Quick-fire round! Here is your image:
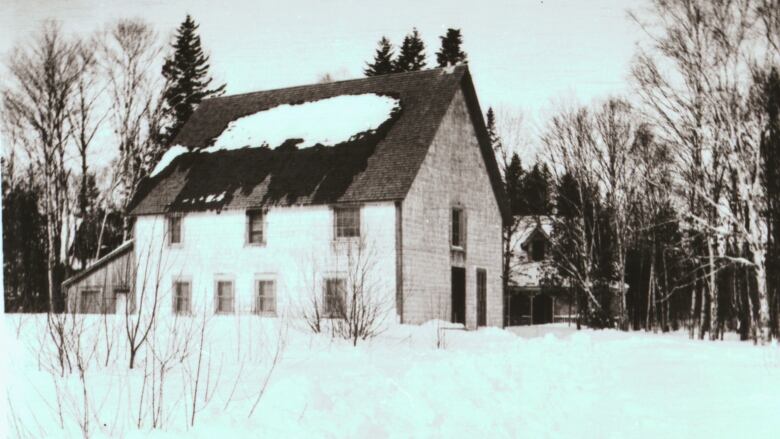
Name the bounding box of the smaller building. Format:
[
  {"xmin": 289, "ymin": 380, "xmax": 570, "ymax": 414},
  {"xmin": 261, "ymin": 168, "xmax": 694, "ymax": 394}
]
[
  {"xmin": 506, "ymin": 216, "xmax": 575, "ymax": 326},
  {"xmin": 62, "ymin": 240, "xmax": 135, "ymax": 314}
]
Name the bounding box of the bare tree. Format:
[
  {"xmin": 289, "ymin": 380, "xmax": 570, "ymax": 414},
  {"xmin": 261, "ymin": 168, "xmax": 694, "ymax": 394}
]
[
  {"xmin": 2, "ymin": 21, "xmax": 81, "ymax": 312},
  {"xmin": 631, "ymin": 0, "xmax": 773, "ymax": 341},
  {"xmin": 100, "ymin": 19, "xmax": 168, "ymax": 239}
]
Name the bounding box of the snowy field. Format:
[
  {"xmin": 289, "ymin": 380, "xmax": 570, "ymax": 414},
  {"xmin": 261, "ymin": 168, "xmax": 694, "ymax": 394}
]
[{"xmin": 2, "ymin": 315, "xmax": 779, "ymax": 438}]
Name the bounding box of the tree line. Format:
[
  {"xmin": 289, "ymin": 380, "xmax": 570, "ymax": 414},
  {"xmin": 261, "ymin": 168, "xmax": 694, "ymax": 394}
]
[
  {"xmin": 364, "ymin": 27, "xmax": 468, "ymax": 76},
  {"xmin": 2, "ymin": 15, "xmax": 223, "ymax": 312},
  {"xmin": 490, "ymin": 0, "xmax": 780, "ymax": 343}
]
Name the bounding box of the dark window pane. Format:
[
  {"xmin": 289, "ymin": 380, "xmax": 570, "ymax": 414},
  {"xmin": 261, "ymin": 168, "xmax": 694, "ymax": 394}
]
[
  {"xmin": 174, "ymin": 281, "xmax": 190, "ymax": 314},
  {"xmin": 169, "ymin": 216, "xmax": 182, "ymax": 244},
  {"xmin": 248, "ymin": 211, "xmax": 264, "ymax": 244},
  {"xmin": 217, "ymin": 281, "xmax": 233, "ymax": 313},
  {"xmin": 324, "ymin": 278, "xmax": 345, "ymax": 316},
  {"xmin": 452, "ymin": 209, "xmax": 462, "ymax": 247},
  {"xmin": 257, "ymin": 280, "xmax": 276, "ymax": 313},
  {"xmin": 335, "ymin": 208, "xmax": 360, "ymax": 238}
]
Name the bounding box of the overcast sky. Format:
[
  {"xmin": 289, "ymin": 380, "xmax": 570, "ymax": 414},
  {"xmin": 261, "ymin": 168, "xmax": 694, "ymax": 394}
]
[{"xmin": 1, "ymin": 0, "xmax": 649, "ymax": 160}]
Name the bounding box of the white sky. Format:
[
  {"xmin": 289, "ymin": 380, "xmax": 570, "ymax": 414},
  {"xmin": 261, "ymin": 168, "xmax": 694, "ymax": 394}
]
[{"xmin": 1, "ymin": 0, "xmax": 649, "ymax": 161}]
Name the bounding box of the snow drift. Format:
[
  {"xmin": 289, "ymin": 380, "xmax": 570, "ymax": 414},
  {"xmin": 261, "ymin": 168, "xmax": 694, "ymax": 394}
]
[{"xmin": 3, "ymin": 315, "xmax": 779, "ymax": 438}]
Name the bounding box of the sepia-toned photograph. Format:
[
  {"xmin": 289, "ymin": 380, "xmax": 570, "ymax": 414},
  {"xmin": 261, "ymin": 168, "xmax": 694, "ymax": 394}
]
[{"xmin": 1, "ymin": 0, "xmax": 779, "ymax": 437}]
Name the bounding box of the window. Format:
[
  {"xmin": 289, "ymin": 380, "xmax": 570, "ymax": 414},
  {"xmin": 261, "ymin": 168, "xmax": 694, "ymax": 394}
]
[
  {"xmin": 255, "ymin": 279, "xmax": 276, "ymax": 314},
  {"xmin": 477, "ymin": 269, "xmax": 487, "ymax": 327},
  {"xmin": 531, "ymin": 239, "xmax": 546, "ymax": 262},
  {"xmin": 80, "ymin": 289, "xmax": 101, "ymax": 313},
  {"xmin": 173, "ymin": 281, "xmax": 191, "ymax": 314},
  {"xmin": 323, "ymin": 278, "xmax": 346, "ymax": 317},
  {"xmin": 215, "ymin": 280, "xmax": 234, "ymax": 314},
  {"xmin": 168, "ymin": 215, "xmax": 182, "ymax": 245},
  {"xmin": 247, "ymin": 210, "xmax": 265, "ymax": 244},
  {"xmin": 334, "ymin": 207, "xmax": 360, "ymax": 238},
  {"xmin": 452, "ymin": 208, "xmax": 465, "ymax": 248}
]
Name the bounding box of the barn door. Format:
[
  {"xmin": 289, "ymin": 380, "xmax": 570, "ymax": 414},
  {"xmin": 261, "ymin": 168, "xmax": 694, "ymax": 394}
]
[{"xmin": 451, "ymin": 267, "xmax": 466, "ymax": 325}]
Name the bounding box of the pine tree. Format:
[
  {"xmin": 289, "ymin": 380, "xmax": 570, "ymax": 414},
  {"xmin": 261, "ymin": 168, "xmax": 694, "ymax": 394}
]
[
  {"xmin": 394, "ymin": 28, "xmax": 427, "ymax": 72},
  {"xmin": 162, "ymin": 15, "xmax": 226, "ymax": 144},
  {"xmin": 436, "ymin": 28, "xmax": 467, "ymax": 67},
  {"xmin": 364, "ymin": 37, "xmax": 396, "ymax": 76},
  {"xmin": 486, "ymin": 108, "xmax": 501, "ymax": 153},
  {"xmin": 522, "ymin": 162, "xmax": 553, "ymax": 215},
  {"xmin": 505, "ymin": 153, "xmax": 525, "ymax": 215}
]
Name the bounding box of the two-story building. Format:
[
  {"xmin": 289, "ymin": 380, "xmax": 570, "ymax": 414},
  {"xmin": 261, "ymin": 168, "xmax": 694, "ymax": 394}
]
[
  {"xmin": 506, "ymin": 216, "xmax": 575, "ymax": 325},
  {"xmin": 64, "ymin": 66, "xmax": 508, "ymax": 329}
]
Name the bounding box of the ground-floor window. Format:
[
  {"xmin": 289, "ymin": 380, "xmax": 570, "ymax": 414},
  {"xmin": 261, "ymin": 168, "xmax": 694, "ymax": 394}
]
[
  {"xmin": 215, "ymin": 280, "xmax": 234, "ymax": 314},
  {"xmin": 255, "ymin": 279, "xmax": 276, "ymax": 315},
  {"xmin": 323, "ymin": 278, "xmax": 346, "ymax": 317},
  {"xmin": 173, "ymin": 281, "xmax": 191, "ymax": 314}
]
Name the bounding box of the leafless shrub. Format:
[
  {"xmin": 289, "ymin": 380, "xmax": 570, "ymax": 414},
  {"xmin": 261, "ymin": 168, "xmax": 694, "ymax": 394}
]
[
  {"xmin": 247, "ymin": 319, "xmax": 287, "ymax": 418},
  {"xmin": 324, "ymin": 237, "xmax": 392, "ymax": 345}
]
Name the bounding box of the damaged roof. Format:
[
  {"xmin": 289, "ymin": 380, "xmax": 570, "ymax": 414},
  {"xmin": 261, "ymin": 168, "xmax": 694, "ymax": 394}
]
[{"xmin": 128, "ymin": 65, "xmax": 508, "ymax": 219}]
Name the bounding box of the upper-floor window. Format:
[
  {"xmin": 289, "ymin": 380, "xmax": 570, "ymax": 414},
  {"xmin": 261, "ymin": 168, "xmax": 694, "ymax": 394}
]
[
  {"xmin": 255, "ymin": 279, "xmax": 276, "ymax": 315},
  {"xmin": 215, "ymin": 279, "xmax": 234, "ymax": 314},
  {"xmin": 168, "ymin": 214, "xmax": 182, "ymax": 245},
  {"xmin": 334, "ymin": 207, "xmax": 360, "ymax": 238},
  {"xmin": 452, "ymin": 208, "xmax": 465, "ymax": 248},
  {"xmin": 323, "ymin": 277, "xmax": 346, "ymax": 317},
  {"xmin": 530, "ymin": 239, "xmax": 546, "ymax": 262},
  {"xmin": 247, "ymin": 210, "xmax": 265, "ymax": 244},
  {"xmin": 173, "ymin": 280, "xmax": 191, "ymax": 314}
]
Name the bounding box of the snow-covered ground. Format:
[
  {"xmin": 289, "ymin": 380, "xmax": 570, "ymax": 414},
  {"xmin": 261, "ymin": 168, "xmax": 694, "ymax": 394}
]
[{"xmin": 2, "ymin": 315, "xmax": 779, "ymax": 438}]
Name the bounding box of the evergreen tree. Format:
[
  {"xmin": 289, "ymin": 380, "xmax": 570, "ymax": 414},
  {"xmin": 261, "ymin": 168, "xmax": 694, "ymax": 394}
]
[
  {"xmin": 522, "ymin": 162, "xmax": 553, "ymax": 215},
  {"xmin": 556, "ymin": 172, "xmax": 581, "ymax": 217},
  {"xmin": 3, "ymin": 166, "xmax": 48, "ymax": 312},
  {"xmin": 436, "ymin": 28, "xmax": 467, "ymax": 67},
  {"xmin": 162, "ymin": 15, "xmax": 225, "ymax": 144},
  {"xmin": 364, "ymin": 37, "xmax": 396, "ymax": 76},
  {"xmin": 505, "ymin": 153, "xmax": 525, "ymax": 215},
  {"xmin": 486, "ymin": 108, "xmax": 502, "ymax": 158},
  {"xmin": 394, "ymin": 28, "xmax": 427, "ymax": 72}
]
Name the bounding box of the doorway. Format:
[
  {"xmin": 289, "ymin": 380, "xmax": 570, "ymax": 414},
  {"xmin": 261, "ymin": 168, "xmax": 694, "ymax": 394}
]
[
  {"xmin": 476, "ymin": 268, "xmax": 487, "ymax": 327},
  {"xmin": 532, "ymin": 294, "xmax": 554, "ymax": 324},
  {"xmin": 451, "ymin": 266, "xmax": 466, "ymax": 324}
]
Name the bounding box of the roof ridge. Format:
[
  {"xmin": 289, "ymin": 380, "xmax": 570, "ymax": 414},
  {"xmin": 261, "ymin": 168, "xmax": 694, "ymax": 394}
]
[{"xmin": 206, "ymin": 65, "xmax": 468, "ymax": 103}]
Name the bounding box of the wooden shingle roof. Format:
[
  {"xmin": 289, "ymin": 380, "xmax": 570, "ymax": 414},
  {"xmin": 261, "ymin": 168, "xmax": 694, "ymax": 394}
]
[{"xmin": 128, "ymin": 65, "xmax": 508, "ymax": 219}]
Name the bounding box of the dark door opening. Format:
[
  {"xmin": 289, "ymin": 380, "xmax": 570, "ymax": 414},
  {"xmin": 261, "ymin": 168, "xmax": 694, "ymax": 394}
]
[
  {"xmin": 451, "ymin": 266, "xmax": 466, "ymax": 325},
  {"xmin": 476, "ymin": 269, "xmax": 487, "ymax": 327},
  {"xmin": 508, "ymin": 293, "xmax": 531, "ymax": 326},
  {"xmin": 532, "ymin": 294, "xmax": 553, "ymax": 324}
]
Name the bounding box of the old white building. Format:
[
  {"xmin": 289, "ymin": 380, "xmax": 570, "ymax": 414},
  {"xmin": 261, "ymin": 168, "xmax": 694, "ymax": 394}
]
[
  {"xmin": 506, "ymin": 216, "xmax": 575, "ymax": 325},
  {"xmin": 64, "ymin": 66, "xmax": 508, "ymax": 329}
]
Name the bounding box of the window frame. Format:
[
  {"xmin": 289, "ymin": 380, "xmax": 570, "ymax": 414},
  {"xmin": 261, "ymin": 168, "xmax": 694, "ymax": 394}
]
[
  {"xmin": 172, "ymin": 278, "xmax": 192, "ymax": 315},
  {"xmin": 451, "ymin": 207, "xmax": 466, "ymax": 250},
  {"xmin": 214, "ymin": 276, "xmax": 235, "ymax": 315},
  {"xmin": 246, "ymin": 209, "xmax": 266, "ymax": 246},
  {"xmin": 254, "ymin": 276, "xmax": 277, "ymax": 316},
  {"xmin": 167, "ymin": 214, "xmax": 183, "ymax": 246},
  {"xmin": 322, "ymin": 276, "xmax": 347, "ymax": 318},
  {"xmin": 333, "ymin": 206, "xmax": 361, "ymax": 239}
]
